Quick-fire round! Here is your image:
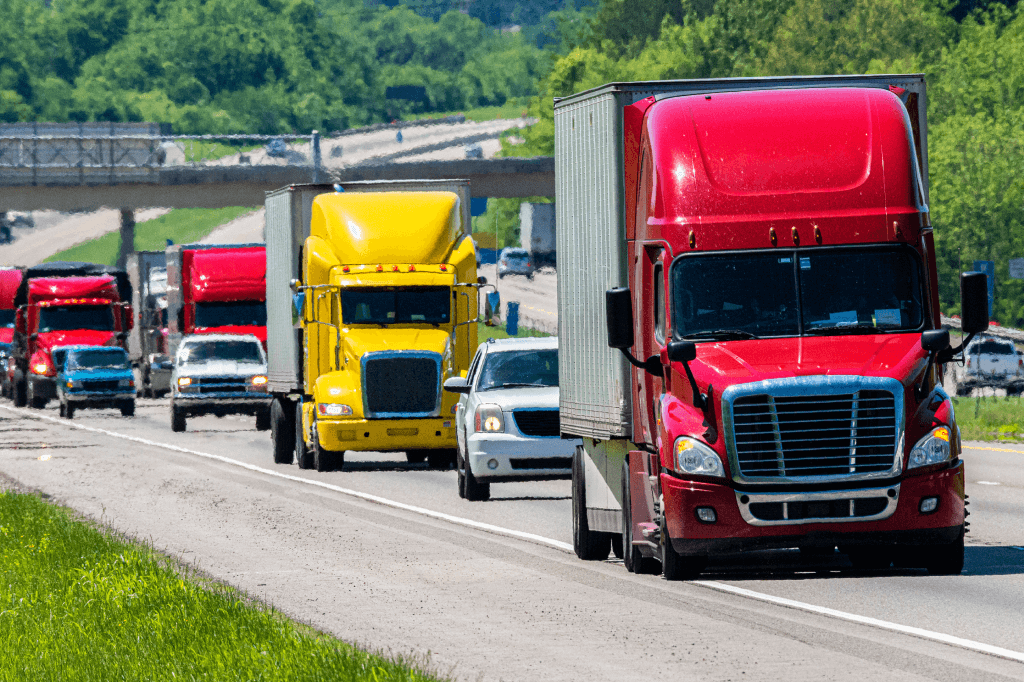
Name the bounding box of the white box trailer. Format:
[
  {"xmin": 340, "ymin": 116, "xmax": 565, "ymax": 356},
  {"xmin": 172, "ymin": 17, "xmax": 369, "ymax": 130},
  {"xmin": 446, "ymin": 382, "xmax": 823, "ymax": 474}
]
[{"xmin": 556, "ymin": 75, "xmax": 929, "ymax": 538}]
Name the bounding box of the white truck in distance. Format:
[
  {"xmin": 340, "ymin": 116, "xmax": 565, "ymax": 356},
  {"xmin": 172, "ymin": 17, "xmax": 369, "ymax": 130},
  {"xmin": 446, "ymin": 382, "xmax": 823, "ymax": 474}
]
[{"xmin": 954, "ymin": 335, "xmax": 1023, "ymax": 395}]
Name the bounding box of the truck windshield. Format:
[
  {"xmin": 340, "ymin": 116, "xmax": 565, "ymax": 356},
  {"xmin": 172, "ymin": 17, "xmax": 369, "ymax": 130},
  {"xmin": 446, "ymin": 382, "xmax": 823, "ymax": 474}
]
[
  {"xmin": 70, "ymin": 349, "xmax": 129, "ymax": 370},
  {"xmin": 341, "ymin": 287, "xmax": 450, "ymax": 325},
  {"xmin": 671, "ymin": 247, "xmax": 925, "ymax": 339},
  {"xmin": 0, "ymin": 310, "xmax": 13, "ymax": 327},
  {"xmin": 476, "ymin": 349, "xmax": 559, "ymax": 391},
  {"xmin": 38, "ymin": 305, "xmax": 115, "ymax": 332},
  {"xmin": 179, "ymin": 340, "xmax": 263, "ymax": 364},
  {"xmin": 194, "ymin": 301, "xmax": 267, "ymax": 328}
]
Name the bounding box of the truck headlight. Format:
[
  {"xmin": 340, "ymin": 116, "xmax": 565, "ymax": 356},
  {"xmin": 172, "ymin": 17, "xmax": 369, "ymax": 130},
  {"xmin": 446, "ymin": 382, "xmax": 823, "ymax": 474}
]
[
  {"xmin": 673, "ymin": 437, "xmax": 726, "ymax": 478},
  {"xmin": 908, "ymin": 426, "xmax": 951, "ymax": 469},
  {"xmin": 32, "ymin": 363, "xmax": 49, "ymax": 375},
  {"xmin": 317, "ymin": 403, "xmax": 352, "ymax": 417},
  {"xmin": 251, "ymin": 375, "xmax": 268, "ymax": 386},
  {"xmin": 177, "ymin": 377, "xmax": 191, "ymax": 387},
  {"xmin": 474, "ymin": 404, "xmax": 504, "ymax": 433}
]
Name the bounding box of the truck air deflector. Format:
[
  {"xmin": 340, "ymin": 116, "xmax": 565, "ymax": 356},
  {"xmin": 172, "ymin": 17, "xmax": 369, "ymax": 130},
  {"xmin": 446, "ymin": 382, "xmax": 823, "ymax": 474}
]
[
  {"xmin": 360, "ymin": 350, "xmax": 442, "ymax": 419},
  {"xmin": 722, "ymin": 376, "xmax": 905, "ymax": 485}
]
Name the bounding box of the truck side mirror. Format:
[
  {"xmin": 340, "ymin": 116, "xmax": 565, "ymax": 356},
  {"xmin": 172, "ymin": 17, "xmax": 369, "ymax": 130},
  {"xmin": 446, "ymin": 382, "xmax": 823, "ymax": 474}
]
[
  {"xmin": 443, "ymin": 377, "xmax": 471, "ymax": 394},
  {"xmin": 605, "ymin": 288, "xmax": 634, "ymax": 349},
  {"xmin": 921, "ymin": 329, "xmax": 949, "ymax": 352},
  {"xmin": 477, "ymin": 276, "xmax": 487, "ymax": 285},
  {"xmin": 177, "ymin": 308, "xmax": 185, "ymax": 331},
  {"xmin": 667, "ymin": 340, "xmax": 697, "ymax": 363},
  {"xmin": 960, "ymin": 271, "xmax": 989, "ymax": 335}
]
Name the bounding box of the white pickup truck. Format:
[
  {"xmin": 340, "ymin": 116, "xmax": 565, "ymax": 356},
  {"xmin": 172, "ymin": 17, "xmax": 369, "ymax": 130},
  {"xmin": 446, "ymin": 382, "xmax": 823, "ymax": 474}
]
[{"xmin": 954, "ymin": 336, "xmax": 1023, "ymax": 395}]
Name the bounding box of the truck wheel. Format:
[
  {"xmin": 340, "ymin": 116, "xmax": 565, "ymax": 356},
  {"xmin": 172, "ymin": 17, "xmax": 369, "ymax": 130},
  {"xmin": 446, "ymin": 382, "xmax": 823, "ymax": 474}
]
[
  {"xmin": 572, "ymin": 445, "xmax": 611, "ymax": 561},
  {"xmin": 255, "ymin": 408, "xmax": 271, "ymax": 431},
  {"xmin": 295, "ymin": 401, "xmax": 314, "ymax": 470},
  {"xmin": 120, "ymin": 400, "xmax": 135, "ymax": 417},
  {"xmin": 661, "ymin": 521, "xmax": 707, "ymax": 581},
  {"xmin": 65, "ymin": 403, "xmax": 75, "ymax": 420},
  {"xmin": 427, "ymin": 449, "xmax": 455, "ymax": 470},
  {"xmin": 406, "ymin": 451, "xmax": 427, "ymax": 464},
  {"xmin": 13, "ymin": 379, "xmax": 26, "ymax": 408},
  {"xmin": 464, "ymin": 455, "xmax": 490, "ymax": 502},
  {"xmin": 270, "ymin": 398, "xmax": 295, "ymax": 465},
  {"xmin": 924, "ymin": 527, "xmax": 965, "ymax": 575},
  {"xmin": 313, "ymin": 427, "xmax": 344, "ymax": 472},
  {"xmin": 171, "ymin": 403, "xmax": 187, "ymax": 432},
  {"xmin": 621, "ymin": 463, "xmax": 658, "ymax": 574},
  {"xmin": 28, "ymin": 383, "xmax": 46, "ymax": 409}
]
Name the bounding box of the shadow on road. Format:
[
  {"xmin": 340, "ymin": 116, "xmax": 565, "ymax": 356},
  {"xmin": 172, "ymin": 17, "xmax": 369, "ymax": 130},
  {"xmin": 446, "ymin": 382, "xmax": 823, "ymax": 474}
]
[{"xmin": 488, "ymin": 496, "xmax": 571, "ymax": 502}]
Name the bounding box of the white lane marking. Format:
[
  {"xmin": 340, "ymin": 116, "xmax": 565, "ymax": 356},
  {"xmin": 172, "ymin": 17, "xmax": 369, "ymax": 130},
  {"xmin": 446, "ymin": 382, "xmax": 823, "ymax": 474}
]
[
  {"xmin": 4, "ymin": 405, "xmax": 1024, "ymax": 664},
  {"xmin": 976, "ymin": 481, "xmax": 1001, "ymax": 486}
]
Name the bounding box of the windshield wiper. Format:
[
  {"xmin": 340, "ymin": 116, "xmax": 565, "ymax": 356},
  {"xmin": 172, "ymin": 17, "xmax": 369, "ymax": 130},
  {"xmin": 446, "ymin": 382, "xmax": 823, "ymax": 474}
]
[
  {"xmin": 483, "ymin": 382, "xmax": 547, "ymax": 390},
  {"xmin": 805, "ymin": 324, "xmax": 882, "ymax": 335},
  {"xmin": 683, "ymin": 329, "xmax": 759, "ymax": 340}
]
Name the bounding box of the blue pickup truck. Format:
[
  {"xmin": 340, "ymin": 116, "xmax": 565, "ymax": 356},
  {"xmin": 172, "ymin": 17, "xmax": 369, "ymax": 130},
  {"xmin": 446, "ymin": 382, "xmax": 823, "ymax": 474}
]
[{"xmin": 54, "ymin": 346, "xmax": 136, "ymax": 419}]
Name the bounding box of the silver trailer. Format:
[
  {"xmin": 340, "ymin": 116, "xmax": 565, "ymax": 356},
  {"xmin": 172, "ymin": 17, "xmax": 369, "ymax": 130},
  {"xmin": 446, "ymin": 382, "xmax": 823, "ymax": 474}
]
[
  {"xmin": 263, "ymin": 180, "xmax": 472, "ymax": 459},
  {"xmin": 555, "ymin": 75, "xmax": 929, "ymax": 536},
  {"xmin": 127, "ymin": 251, "xmax": 171, "ymax": 397},
  {"xmin": 519, "ymin": 202, "xmax": 556, "ymax": 267}
]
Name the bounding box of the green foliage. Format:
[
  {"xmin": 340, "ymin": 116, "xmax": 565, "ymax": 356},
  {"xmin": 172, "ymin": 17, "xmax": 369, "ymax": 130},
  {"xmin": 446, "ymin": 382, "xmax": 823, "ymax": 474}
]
[
  {"xmin": 472, "ymin": 197, "xmax": 552, "ymax": 249},
  {"xmin": 951, "ymin": 395, "xmax": 1024, "ymax": 441},
  {"xmin": 0, "ymin": 491, "xmax": 446, "ymax": 681},
  {"xmin": 45, "ymin": 207, "xmax": 258, "ymax": 266},
  {"xmin": 477, "ymin": 321, "xmax": 551, "ymax": 340}
]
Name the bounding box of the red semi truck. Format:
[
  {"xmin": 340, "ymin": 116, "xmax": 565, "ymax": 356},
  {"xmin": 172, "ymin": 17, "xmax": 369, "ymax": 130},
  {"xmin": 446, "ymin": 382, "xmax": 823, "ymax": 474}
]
[
  {"xmin": 557, "ymin": 75, "xmax": 988, "ymax": 579},
  {"xmin": 0, "ymin": 268, "xmax": 23, "ymax": 398},
  {"xmin": 165, "ymin": 244, "xmax": 267, "ymax": 358},
  {"xmin": 8, "ymin": 262, "xmax": 133, "ymax": 408}
]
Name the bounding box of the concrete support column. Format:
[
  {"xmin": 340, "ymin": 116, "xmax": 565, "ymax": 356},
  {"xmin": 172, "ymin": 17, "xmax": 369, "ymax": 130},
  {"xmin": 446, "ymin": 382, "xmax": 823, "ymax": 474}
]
[{"xmin": 117, "ymin": 207, "xmax": 135, "ymax": 270}]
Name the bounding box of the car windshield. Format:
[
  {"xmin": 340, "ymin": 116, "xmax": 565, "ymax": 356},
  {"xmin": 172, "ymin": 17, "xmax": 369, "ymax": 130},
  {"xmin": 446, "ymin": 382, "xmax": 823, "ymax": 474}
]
[
  {"xmin": 0, "ymin": 310, "xmax": 14, "ymax": 328},
  {"xmin": 70, "ymin": 349, "xmax": 129, "ymax": 370},
  {"xmin": 38, "ymin": 305, "xmax": 115, "ymax": 332},
  {"xmin": 179, "ymin": 340, "xmax": 263, "ymax": 364},
  {"xmin": 671, "ymin": 247, "xmax": 925, "ymax": 339},
  {"xmin": 476, "ymin": 349, "xmax": 558, "ymax": 391},
  {"xmin": 194, "ymin": 301, "xmax": 266, "ymax": 328},
  {"xmin": 341, "ymin": 287, "xmax": 449, "ymax": 325}
]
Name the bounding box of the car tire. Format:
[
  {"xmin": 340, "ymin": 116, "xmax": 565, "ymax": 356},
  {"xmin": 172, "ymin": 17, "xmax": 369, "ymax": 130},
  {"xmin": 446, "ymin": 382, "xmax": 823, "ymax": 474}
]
[
  {"xmin": 572, "ymin": 445, "xmax": 610, "ymax": 560},
  {"xmin": 270, "ymin": 398, "xmax": 295, "ymax": 465},
  {"xmin": 295, "ymin": 401, "xmax": 314, "ymax": 470},
  {"xmin": 661, "ymin": 517, "xmax": 707, "ymax": 581},
  {"xmin": 924, "ymin": 527, "xmax": 965, "ymax": 576},
  {"xmin": 621, "ymin": 462, "xmax": 658, "ymax": 574},
  {"xmin": 170, "ymin": 403, "xmax": 186, "ymax": 432},
  {"xmin": 119, "ymin": 400, "xmax": 135, "ymax": 417},
  {"xmin": 13, "ymin": 379, "xmax": 26, "ymax": 408},
  {"xmin": 406, "ymin": 451, "xmax": 427, "ymax": 464},
  {"xmin": 313, "ymin": 424, "xmax": 343, "ymax": 472},
  {"xmin": 464, "ymin": 455, "xmax": 490, "ymax": 502},
  {"xmin": 255, "ymin": 408, "xmax": 271, "ymax": 431},
  {"xmin": 456, "ymin": 446, "xmax": 467, "ymax": 499}
]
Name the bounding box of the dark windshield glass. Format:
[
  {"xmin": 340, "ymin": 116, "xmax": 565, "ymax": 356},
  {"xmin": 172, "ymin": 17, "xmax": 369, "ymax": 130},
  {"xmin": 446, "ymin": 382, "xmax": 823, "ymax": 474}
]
[
  {"xmin": 0, "ymin": 310, "xmax": 14, "ymax": 327},
  {"xmin": 671, "ymin": 247, "xmax": 925, "ymax": 339},
  {"xmin": 194, "ymin": 301, "xmax": 266, "ymax": 328},
  {"xmin": 71, "ymin": 349, "xmax": 129, "ymax": 369},
  {"xmin": 180, "ymin": 340, "xmax": 262, "ymax": 364},
  {"xmin": 477, "ymin": 349, "xmax": 559, "ymax": 391},
  {"xmin": 341, "ymin": 288, "xmax": 449, "ymax": 325},
  {"xmin": 38, "ymin": 305, "xmax": 114, "ymax": 332},
  {"xmin": 971, "ymin": 341, "xmax": 1015, "ymax": 356}
]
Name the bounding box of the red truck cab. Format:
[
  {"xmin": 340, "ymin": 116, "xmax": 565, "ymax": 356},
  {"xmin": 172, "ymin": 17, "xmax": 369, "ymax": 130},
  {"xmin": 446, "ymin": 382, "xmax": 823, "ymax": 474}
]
[
  {"xmin": 0, "ymin": 268, "xmax": 23, "ymax": 398},
  {"xmin": 557, "ymin": 77, "xmax": 988, "ymax": 579},
  {"xmin": 9, "ymin": 263, "xmax": 132, "ymax": 408}
]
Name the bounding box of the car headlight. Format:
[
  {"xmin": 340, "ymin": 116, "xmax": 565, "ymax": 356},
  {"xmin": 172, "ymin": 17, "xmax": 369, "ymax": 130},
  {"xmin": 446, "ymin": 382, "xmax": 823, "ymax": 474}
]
[
  {"xmin": 177, "ymin": 377, "xmax": 191, "ymax": 387},
  {"xmin": 317, "ymin": 403, "xmax": 353, "ymax": 417},
  {"xmin": 908, "ymin": 426, "xmax": 952, "ymax": 469},
  {"xmin": 474, "ymin": 404, "xmax": 504, "ymax": 433},
  {"xmin": 66, "ymin": 380, "xmax": 74, "ymax": 389},
  {"xmin": 251, "ymin": 375, "xmax": 268, "ymax": 386},
  {"xmin": 673, "ymin": 437, "xmax": 726, "ymax": 478}
]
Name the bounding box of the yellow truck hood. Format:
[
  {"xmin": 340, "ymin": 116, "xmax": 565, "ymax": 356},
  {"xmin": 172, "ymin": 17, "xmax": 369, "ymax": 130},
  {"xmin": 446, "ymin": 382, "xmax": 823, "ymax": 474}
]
[{"xmin": 341, "ymin": 327, "xmax": 452, "ymax": 368}]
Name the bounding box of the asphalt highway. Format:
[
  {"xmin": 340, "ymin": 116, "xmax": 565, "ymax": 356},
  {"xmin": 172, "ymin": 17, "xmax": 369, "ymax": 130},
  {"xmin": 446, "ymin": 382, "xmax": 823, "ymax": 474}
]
[{"xmin": 0, "ymin": 399, "xmax": 1022, "ymax": 681}]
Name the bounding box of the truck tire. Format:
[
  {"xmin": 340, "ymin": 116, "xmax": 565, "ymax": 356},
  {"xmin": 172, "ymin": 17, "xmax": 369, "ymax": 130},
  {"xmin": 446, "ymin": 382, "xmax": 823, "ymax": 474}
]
[
  {"xmin": 427, "ymin": 449, "xmax": 455, "ymax": 470},
  {"xmin": 28, "ymin": 382, "xmax": 46, "ymax": 409},
  {"xmin": 65, "ymin": 403, "xmax": 75, "ymax": 419},
  {"xmin": 313, "ymin": 426, "xmax": 344, "ymax": 472},
  {"xmin": 270, "ymin": 398, "xmax": 295, "ymax": 465},
  {"xmin": 572, "ymin": 445, "xmax": 611, "ymax": 561},
  {"xmin": 13, "ymin": 379, "xmax": 26, "ymax": 408},
  {"xmin": 406, "ymin": 451, "xmax": 427, "ymax": 464},
  {"xmin": 924, "ymin": 527, "xmax": 965, "ymax": 575},
  {"xmin": 621, "ymin": 462, "xmax": 658, "ymax": 574},
  {"xmin": 295, "ymin": 401, "xmax": 314, "ymax": 470},
  {"xmin": 255, "ymin": 408, "xmax": 271, "ymax": 431},
  {"xmin": 464, "ymin": 454, "xmax": 490, "ymax": 502},
  {"xmin": 661, "ymin": 521, "xmax": 707, "ymax": 581},
  {"xmin": 171, "ymin": 403, "xmax": 187, "ymax": 432},
  {"xmin": 119, "ymin": 400, "xmax": 135, "ymax": 417}
]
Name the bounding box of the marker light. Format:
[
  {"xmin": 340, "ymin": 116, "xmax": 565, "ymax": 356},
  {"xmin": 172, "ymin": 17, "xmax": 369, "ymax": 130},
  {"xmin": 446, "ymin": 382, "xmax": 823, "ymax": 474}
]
[
  {"xmin": 317, "ymin": 403, "xmax": 353, "ymax": 416},
  {"xmin": 342, "ymin": 266, "xmax": 350, "ymax": 273},
  {"xmin": 251, "ymin": 375, "xmax": 268, "ymax": 385},
  {"xmin": 409, "ymin": 265, "xmax": 416, "ymax": 272},
  {"xmin": 440, "ymin": 265, "xmax": 447, "ymax": 272},
  {"xmin": 177, "ymin": 377, "xmax": 192, "ymax": 387},
  {"xmin": 673, "ymin": 437, "xmax": 726, "ymax": 478},
  {"xmin": 909, "ymin": 426, "xmax": 952, "ymax": 469},
  {"xmin": 474, "ymin": 404, "xmax": 504, "ymax": 433},
  {"xmin": 376, "ymin": 265, "xmax": 383, "ymax": 272},
  {"xmin": 392, "ymin": 265, "xmax": 399, "ymax": 272},
  {"xmin": 66, "ymin": 380, "xmax": 74, "ymax": 388}
]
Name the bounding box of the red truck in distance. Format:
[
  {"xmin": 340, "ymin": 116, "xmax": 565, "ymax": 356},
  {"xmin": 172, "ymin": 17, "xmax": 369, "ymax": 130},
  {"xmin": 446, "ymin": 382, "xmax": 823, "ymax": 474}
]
[
  {"xmin": 8, "ymin": 262, "xmax": 132, "ymax": 408},
  {"xmin": 557, "ymin": 75, "xmax": 988, "ymax": 579},
  {"xmin": 166, "ymin": 244, "xmax": 267, "ymax": 355},
  {"xmin": 0, "ymin": 268, "xmax": 23, "ymax": 398}
]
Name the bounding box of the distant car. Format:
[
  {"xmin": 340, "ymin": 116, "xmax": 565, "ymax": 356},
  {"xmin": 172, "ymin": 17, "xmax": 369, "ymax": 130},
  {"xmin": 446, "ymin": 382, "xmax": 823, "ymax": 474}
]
[
  {"xmin": 266, "ymin": 138, "xmax": 287, "ymax": 158},
  {"xmin": 497, "ymin": 247, "xmax": 534, "ymax": 279},
  {"xmin": 54, "ymin": 346, "xmax": 136, "ymax": 419},
  {"xmin": 444, "ymin": 336, "xmax": 580, "ymax": 501},
  {"xmin": 955, "ymin": 336, "xmax": 1023, "ymax": 395},
  {"xmin": 170, "ymin": 334, "xmax": 271, "ymax": 432}
]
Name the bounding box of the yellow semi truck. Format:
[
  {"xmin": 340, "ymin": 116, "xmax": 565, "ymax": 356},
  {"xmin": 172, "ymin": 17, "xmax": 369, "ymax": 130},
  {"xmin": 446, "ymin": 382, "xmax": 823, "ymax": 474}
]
[{"xmin": 264, "ymin": 181, "xmax": 485, "ymax": 471}]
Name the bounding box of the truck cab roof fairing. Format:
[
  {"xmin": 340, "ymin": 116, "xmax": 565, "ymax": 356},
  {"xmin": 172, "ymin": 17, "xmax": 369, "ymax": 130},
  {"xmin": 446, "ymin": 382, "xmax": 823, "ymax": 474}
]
[{"xmin": 188, "ymin": 247, "xmax": 267, "ymax": 303}]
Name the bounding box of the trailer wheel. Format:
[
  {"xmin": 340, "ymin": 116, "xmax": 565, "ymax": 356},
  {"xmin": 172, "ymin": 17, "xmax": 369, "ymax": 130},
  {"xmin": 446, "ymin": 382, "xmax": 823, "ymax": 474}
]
[
  {"xmin": 621, "ymin": 463, "xmax": 658, "ymax": 574},
  {"xmin": 924, "ymin": 527, "xmax": 965, "ymax": 575},
  {"xmin": 295, "ymin": 401, "xmax": 314, "ymax": 470},
  {"xmin": 171, "ymin": 403, "xmax": 186, "ymax": 432},
  {"xmin": 270, "ymin": 398, "xmax": 295, "ymax": 465},
  {"xmin": 13, "ymin": 379, "xmax": 26, "ymax": 407},
  {"xmin": 572, "ymin": 445, "xmax": 611, "ymax": 561}
]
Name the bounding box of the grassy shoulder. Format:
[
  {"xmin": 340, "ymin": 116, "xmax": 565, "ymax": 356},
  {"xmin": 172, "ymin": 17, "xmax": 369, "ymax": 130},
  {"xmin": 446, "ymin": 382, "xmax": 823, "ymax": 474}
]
[
  {"xmin": 477, "ymin": 320, "xmax": 551, "ymax": 341},
  {"xmin": 44, "ymin": 206, "xmax": 259, "ymax": 266},
  {"xmin": 404, "ymin": 99, "xmax": 529, "ymax": 123},
  {"xmin": 0, "ymin": 491, "xmax": 444, "ymax": 681},
  {"xmin": 952, "ymin": 396, "xmax": 1024, "ymax": 442}
]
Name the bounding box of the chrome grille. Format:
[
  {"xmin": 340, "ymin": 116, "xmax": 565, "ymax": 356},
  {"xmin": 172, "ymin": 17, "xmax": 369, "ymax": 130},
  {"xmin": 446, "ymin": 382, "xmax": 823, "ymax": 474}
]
[{"xmin": 724, "ymin": 378, "xmax": 902, "ymax": 483}]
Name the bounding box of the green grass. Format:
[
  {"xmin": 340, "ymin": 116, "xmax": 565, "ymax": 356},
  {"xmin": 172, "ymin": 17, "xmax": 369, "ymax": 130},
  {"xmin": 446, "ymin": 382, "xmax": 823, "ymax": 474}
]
[
  {"xmin": 44, "ymin": 206, "xmax": 259, "ymax": 266},
  {"xmin": 477, "ymin": 320, "xmax": 551, "ymax": 341},
  {"xmin": 952, "ymin": 395, "xmax": 1024, "ymax": 442},
  {"xmin": 174, "ymin": 140, "xmax": 263, "ymax": 163},
  {"xmin": 0, "ymin": 491, "xmax": 445, "ymax": 681},
  {"xmin": 403, "ymin": 99, "xmax": 529, "ymax": 123}
]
